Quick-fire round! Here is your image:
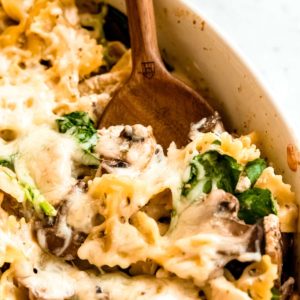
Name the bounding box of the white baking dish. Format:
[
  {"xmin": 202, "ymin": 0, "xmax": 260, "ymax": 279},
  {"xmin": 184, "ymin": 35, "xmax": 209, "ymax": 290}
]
[{"xmin": 107, "ymin": 0, "xmax": 300, "ymax": 288}]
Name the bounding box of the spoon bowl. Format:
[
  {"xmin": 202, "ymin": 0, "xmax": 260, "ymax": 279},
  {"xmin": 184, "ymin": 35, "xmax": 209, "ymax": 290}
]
[{"xmin": 99, "ymin": 0, "xmax": 214, "ymax": 149}]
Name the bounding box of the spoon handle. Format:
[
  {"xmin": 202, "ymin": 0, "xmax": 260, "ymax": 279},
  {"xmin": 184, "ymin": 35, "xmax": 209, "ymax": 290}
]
[{"xmin": 125, "ymin": 0, "xmax": 165, "ymax": 79}]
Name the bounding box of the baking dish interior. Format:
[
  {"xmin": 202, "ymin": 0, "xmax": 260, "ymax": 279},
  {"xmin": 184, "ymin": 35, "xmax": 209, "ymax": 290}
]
[{"xmin": 107, "ymin": 0, "xmax": 300, "ymax": 288}]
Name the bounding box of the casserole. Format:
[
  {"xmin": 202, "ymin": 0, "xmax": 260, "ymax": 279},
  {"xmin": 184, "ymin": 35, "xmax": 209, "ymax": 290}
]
[{"xmin": 0, "ymin": 0, "xmax": 298, "ymax": 298}]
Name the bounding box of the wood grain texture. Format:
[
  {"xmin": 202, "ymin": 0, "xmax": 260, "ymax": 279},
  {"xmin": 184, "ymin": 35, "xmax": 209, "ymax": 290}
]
[{"xmin": 99, "ymin": 0, "xmax": 214, "ymax": 149}]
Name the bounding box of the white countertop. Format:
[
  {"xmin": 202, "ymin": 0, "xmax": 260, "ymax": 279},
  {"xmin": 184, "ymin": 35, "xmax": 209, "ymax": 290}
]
[{"xmin": 188, "ymin": 0, "xmax": 300, "ymax": 136}]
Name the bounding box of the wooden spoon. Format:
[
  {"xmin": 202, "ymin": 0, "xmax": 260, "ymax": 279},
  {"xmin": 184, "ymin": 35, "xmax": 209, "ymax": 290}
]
[{"xmin": 99, "ymin": 0, "xmax": 214, "ymax": 149}]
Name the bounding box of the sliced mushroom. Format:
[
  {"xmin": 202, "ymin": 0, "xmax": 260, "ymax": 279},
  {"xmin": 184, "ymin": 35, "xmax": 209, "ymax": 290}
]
[
  {"xmin": 171, "ymin": 190, "xmax": 261, "ymax": 242},
  {"xmin": 169, "ymin": 190, "xmax": 262, "ymax": 278},
  {"xmin": 96, "ymin": 125, "xmax": 157, "ymax": 174},
  {"xmin": 34, "ymin": 187, "xmax": 102, "ymax": 261},
  {"xmin": 1, "ymin": 192, "xmax": 28, "ymax": 219},
  {"xmin": 100, "ymin": 158, "xmax": 129, "ymax": 171},
  {"xmin": 189, "ymin": 112, "xmax": 224, "ymax": 140},
  {"xmin": 34, "ymin": 203, "xmax": 87, "ymax": 261},
  {"xmin": 263, "ymin": 214, "xmax": 283, "ymax": 278}
]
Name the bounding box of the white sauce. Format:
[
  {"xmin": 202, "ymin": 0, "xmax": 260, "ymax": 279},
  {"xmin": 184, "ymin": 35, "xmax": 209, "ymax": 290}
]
[
  {"xmin": 15, "ymin": 126, "xmax": 77, "ymax": 205},
  {"xmin": 66, "ymin": 187, "xmax": 98, "ymax": 234}
]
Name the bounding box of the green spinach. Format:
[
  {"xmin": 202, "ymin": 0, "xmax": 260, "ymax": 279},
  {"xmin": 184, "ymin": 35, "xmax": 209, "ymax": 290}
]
[
  {"xmin": 56, "ymin": 111, "xmax": 98, "ymax": 152},
  {"xmin": 182, "ymin": 150, "xmax": 242, "ymax": 198},
  {"xmin": 244, "ymin": 158, "xmax": 267, "ymax": 186},
  {"xmin": 236, "ymin": 188, "xmax": 277, "ymax": 224}
]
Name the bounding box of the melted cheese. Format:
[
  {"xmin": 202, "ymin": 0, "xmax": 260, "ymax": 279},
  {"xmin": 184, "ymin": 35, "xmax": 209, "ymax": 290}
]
[
  {"xmin": 66, "ymin": 187, "xmax": 98, "ymax": 234},
  {"xmin": 205, "ymin": 276, "xmax": 251, "ymax": 300},
  {"xmin": 14, "ymin": 126, "xmax": 77, "ymax": 205},
  {"xmin": 0, "ymin": 0, "xmax": 297, "ymax": 299}
]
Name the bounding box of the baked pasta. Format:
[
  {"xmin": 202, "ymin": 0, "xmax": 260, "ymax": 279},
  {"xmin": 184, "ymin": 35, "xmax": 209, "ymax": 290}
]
[{"xmin": 0, "ymin": 1, "xmax": 298, "ymax": 299}]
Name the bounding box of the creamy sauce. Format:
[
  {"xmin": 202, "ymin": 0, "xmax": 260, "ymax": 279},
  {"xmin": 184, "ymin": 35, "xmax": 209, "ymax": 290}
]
[
  {"xmin": 66, "ymin": 187, "xmax": 98, "ymax": 234},
  {"xmin": 15, "ymin": 126, "xmax": 77, "ymax": 205},
  {"xmin": 0, "ymin": 1, "xmax": 296, "ymax": 299}
]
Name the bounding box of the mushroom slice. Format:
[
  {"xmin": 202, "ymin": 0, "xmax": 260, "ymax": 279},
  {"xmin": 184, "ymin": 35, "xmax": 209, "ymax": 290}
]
[
  {"xmin": 189, "ymin": 112, "xmax": 224, "ymax": 140},
  {"xmin": 263, "ymin": 214, "xmax": 283, "ymax": 278},
  {"xmin": 35, "ymin": 186, "xmax": 101, "ymax": 261},
  {"xmin": 171, "ymin": 189, "xmax": 261, "ymax": 241},
  {"xmin": 1, "ymin": 192, "xmax": 28, "ymax": 219},
  {"xmin": 160, "ymin": 190, "xmax": 263, "ymax": 285},
  {"xmin": 170, "ymin": 189, "xmax": 262, "ymax": 266},
  {"xmin": 96, "ymin": 124, "xmax": 157, "ymax": 174},
  {"xmin": 34, "ymin": 203, "xmax": 87, "ymax": 261}
]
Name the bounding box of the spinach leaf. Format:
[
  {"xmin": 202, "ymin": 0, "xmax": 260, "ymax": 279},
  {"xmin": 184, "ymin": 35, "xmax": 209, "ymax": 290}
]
[
  {"xmin": 212, "ymin": 139, "xmax": 221, "ymax": 145},
  {"xmin": 271, "ymin": 287, "xmax": 280, "ymax": 300},
  {"xmin": 0, "ymin": 156, "xmax": 14, "ymax": 171},
  {"xmin": 56, "ymin": 111, "xmax": 98, "ymax": 152},
  {"xmin": 236, "ymin": 187, "xmax": 277, "ymax": 224},
  {"xmin": 245, "ymin": 158, "xmax": 267, "ymax": 186},
  {"xmin": 20, "ymin": 182, "xmax": 57, "ymax": 217},
  {"xmin": 0, "ymin": 156, "xmax": 56, "ymax": 217},
  {"xmin": 182, "ymin": 150, "xmax": 242, "ymax": 198}
]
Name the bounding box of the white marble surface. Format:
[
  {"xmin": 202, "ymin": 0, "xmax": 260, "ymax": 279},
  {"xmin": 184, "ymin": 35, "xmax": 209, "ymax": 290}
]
[{"xmin": 187, "ymin": 0, "xmax": 300, "ymax": 135}]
